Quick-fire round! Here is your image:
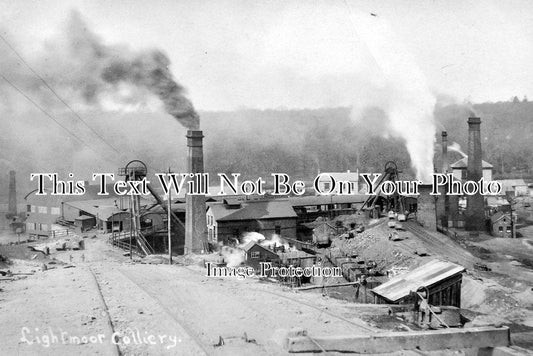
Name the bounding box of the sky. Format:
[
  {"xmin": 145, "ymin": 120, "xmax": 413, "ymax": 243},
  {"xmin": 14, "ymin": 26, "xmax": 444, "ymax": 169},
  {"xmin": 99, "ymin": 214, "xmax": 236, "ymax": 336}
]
[{"xmin": 1, "ymin": 0, "xmax": 532, "ymax": 112}]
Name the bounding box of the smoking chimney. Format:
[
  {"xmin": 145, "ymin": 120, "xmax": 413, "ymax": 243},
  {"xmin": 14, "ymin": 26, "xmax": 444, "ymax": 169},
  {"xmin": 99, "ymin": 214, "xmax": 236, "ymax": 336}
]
[
  {"xmin": 185, "ymin": 130, "xmax": 207, "ymax": 253},
  {"xmin": 465, "ymin": 117, "xmax": 486, "ymax": 231},
  {"xmin": 440, "ymin": 131, "xmax": 450, "ymax": 229},
  {"xmin": 441, "ymin": 131, "xmax": 448, "ymax": 173},
  {"xmin": 8, "ymin": 170, "xmax": 17, "ymax": 217}
]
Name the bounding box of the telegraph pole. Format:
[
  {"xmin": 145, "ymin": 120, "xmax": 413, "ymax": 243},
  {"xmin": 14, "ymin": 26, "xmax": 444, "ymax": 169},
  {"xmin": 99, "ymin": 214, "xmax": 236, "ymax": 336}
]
[{"xmin": 168, "ymin": 168, "xmax": 172, "ymax": 265}]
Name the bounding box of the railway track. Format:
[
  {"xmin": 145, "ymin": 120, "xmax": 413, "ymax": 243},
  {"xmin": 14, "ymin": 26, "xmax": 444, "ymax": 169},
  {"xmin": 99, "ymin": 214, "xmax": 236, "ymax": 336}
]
[
  {"xmin": 404, "ymin": 221, "xmax": 476, "ymax": 268},
  {"xmin": 116, "ymin": 268, "xmax": 211, "ymax": 355},
  {"xmin": 181, "ymin": 265, "xmax": 376, "ymax": 333},
  {"xmin": 89, "ymin": 263, "xmax": 209, "ymax": 355},
  {"xmin": 96, "ymin": 263, "xmax": 379, "ymax": 354},
  {"xmin": 87, "ymin": 266, "xmax": 123, "ymax": 356}
]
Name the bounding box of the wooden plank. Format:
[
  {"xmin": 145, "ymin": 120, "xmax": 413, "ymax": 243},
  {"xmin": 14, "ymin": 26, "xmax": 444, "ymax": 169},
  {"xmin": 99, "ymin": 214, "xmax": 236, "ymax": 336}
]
[
  {"xmin": 294, "ymin": 282, "xmax": 360, "ymax": 290},
  {"xmin": 286, "ymin": 326, "xmax": 510, "ymax": 353}
]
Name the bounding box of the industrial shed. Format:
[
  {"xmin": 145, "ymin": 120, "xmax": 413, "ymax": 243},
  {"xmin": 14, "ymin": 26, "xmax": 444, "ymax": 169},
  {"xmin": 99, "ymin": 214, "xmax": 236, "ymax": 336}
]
[
  {"xmin": 24, "ymin": 184, "xmax": 122, "ymax": 236},
  {"xmin": 242, "ymin": 241, "xmax": 280, "ymax": 272},
  {"xmin": 490, "ymin": 211, "xmax": 515, "ymax": 238},
  {"xmin": 63, "ymin": 198, "xmax": 128, "ymax": 232},
  {"xmin": 74, "ymin": 215, "xmax": 96, "ymax": 233},
  {"xmin": 372, "ymin": 259, "xmax": 465, "ymax": 307},
  {"xmin": 289, "ymin": 195, "xmax": 366, "ymax": 223},
  {"xmin": 450, "ymin": 157, "xmax": 493, "ymax": 182},
  {"xmin": 206, "ymin": 199, "xmax": 297, "ymax": 244}
]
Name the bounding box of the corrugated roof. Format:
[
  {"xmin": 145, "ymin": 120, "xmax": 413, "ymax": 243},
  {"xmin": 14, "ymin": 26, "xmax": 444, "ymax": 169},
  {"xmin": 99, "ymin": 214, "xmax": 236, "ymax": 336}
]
[
  {"xmin": 209, "ymin": 199, "xmax": 297, "ymax": 221},
  {"xmin": 64, "ymin": 197, "xmax": 151, "ymax": 221},
  {"xmin": 372, "ymin": 259, "xmax": 465, "ymax": 302},
  {"xmin": 450, "ymin": 157, "xmax": 493, "ymax": 169},
  {"xmin": 64, "ymin": 199, "xmax": 124, "ymax": 221}
]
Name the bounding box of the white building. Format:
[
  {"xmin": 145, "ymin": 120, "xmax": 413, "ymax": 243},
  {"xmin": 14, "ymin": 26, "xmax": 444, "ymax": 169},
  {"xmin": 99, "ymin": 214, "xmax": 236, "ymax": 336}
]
[{"xmin": 450, "ymin": 157, "xmax": 493, "ymax": 182}]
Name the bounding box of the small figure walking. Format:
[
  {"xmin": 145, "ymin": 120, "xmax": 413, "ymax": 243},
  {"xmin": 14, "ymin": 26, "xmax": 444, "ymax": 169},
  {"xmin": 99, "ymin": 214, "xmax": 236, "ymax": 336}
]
[{"xmin": 81, "ymin": 254, "xmax": 85, "ymax": 263}]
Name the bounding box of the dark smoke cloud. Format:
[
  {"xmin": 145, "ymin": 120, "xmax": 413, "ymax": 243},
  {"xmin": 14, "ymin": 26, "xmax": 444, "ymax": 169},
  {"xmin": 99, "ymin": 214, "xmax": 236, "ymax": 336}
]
[
  {"xmin": 0, "ymin": 11, "xmax": 200, "ymax": 199},
  {"xmin": 48, "ymin": 10, "xmax": 199, "ymax": 129},
  {"xmin": 100, "ymin": 47, "xmax": 198, "ymax": 129}
]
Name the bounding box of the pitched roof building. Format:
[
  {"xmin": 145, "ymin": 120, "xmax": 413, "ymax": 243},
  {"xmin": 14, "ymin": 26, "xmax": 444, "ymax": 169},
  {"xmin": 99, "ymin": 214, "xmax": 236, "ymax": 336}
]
[
  {"xmin": 206, "ymin": 199, "xmax": 297, "ymax": 244},
  {"xmin": 372, "ymin": 259, "xmax": 465, "ymax": 307},
  {"xmin": 450, "ymin": 157, "xmax": 493, "ymax": 181}
]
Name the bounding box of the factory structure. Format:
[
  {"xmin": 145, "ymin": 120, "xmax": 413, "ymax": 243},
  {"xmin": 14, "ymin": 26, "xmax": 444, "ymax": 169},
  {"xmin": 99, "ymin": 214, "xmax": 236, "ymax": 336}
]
[
  {"xmin": 7, "ymin": 112, "xmax": 528, "ymax": 353},
  {"xmin": 428, "ymin": 117, "xmax": 518, "ymax": 238},
  {"xmin": 19, "ymin": 114, "xmax": 519, "ymax": 257}
]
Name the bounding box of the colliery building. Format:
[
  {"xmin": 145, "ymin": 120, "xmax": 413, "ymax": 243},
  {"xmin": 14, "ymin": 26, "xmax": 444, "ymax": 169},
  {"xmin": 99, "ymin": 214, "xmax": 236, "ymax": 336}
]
[
  {"xmin": 289, "ymin": 195, "xmax": 366, "ymax": 223},
  {"xmin": 206, "ymin": 199, "xmax": 297, "ymax": 244},
  {"xmin": 372, "ymin": 259, "xmax": 465, "ymax": 307},
  {"xmin": 450, "ymin": 157, "xmax": 493, "ymax": 182},
  {"xmin": 24, "ymin": 184, "xmax": 121, "ymax": 237}
]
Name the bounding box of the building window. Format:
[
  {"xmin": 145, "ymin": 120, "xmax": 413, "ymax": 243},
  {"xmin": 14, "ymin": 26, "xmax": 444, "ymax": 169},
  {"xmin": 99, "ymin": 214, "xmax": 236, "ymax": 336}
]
[
  {"xmin": 275, "ymin": 226, "xmax": 281, "ymax": 235},
  {"xmin": 251, "ymin": 251, "xmax": 260, "ymax": 259},
  {"xmin": 31, "ymin": 205, "xmax": 36, "ymax": 213},
  {"xmin": 38, "ymin": 206, "xmax": 47, "ymax": 214},
  {"xmin": 506, "ymin": 226, "xmax": 512, "ymax": 232},
  {"xmin": 498, "ymin": 226, "xmax": 503, "ymax": 232},
  {"xmin": 27, "ymin": 205, "xmax": 31, "ymax": 212},
  {"xmin": 51, "ymin": 207, "xmax": 60, "ymax": 215}
]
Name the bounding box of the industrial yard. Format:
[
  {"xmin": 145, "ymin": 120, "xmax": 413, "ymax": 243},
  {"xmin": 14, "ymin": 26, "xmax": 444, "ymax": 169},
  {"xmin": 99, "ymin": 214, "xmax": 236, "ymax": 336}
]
[
  {"xmin": 2, "ymin": 2, "xmax": 533, "ymax": 356},
  {"xmin": 2, "ymin": 199, "xmax": 533, "ymax": 354}
]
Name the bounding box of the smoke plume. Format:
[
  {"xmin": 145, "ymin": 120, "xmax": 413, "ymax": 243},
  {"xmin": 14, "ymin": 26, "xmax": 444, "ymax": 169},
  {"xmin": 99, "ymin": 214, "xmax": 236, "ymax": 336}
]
[
  {"xmin": 449, "ymin": 142, "xmax": 467, "ymax": 158},
  {"xmin": 350, "ymin": 12, "xmax": 436, "ymax": 182},
  {"xmin": 8, "ymin": 11, "xmax": 199, "ymax": 130},
  {"xmin": 220, "ymin": 231, "xmax": 293, "ymax": 267}
]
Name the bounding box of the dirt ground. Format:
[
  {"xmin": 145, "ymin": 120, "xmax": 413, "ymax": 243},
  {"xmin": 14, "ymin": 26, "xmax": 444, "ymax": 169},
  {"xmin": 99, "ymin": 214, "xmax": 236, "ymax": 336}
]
[
  {"xmin": 0, "ymin": 236, "xmax": 393, "ymax": 356},
  {"xmin": 1, "ymin": 224, "xmax": 533, "ymax": 355},
  {"xmin": 324, "ymin": 219, "xmax": 533, "ymax": 350}
]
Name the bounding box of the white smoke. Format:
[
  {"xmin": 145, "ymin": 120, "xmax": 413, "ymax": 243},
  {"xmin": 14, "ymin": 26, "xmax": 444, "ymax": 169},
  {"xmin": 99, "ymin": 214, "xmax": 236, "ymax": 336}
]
[
  {"xmin": 349, "ymin": 11, "xmax": 437, "ymax": 182},
  {"xmin": 259, "ymin": 234, "xmax": 291, "ymax": 251},
  {"xmin": 240, "ymin": 231, "xmax": 266, "ymax": 245},
  {"xmin": 220, "ymin": 246, "xmax": 244, "ymax": 268},
  {"xmin": 220, "ymin": 231, "xmax": 293, "ymax": 267},
  {"xmin": 449, "ymin": 141, "xmax": 467, "ymax": 158}
]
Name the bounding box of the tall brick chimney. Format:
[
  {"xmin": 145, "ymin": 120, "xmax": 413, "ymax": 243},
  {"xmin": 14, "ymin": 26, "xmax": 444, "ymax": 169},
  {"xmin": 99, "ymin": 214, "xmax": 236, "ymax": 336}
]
[
  {"xmin": 465, "ymin": 117, "xmax": 486, "ymax": 231},
  {"xmin": 441, "ymin": 131, "xmax": 449, "ymax": 229},
  {"xmin": 185, "ymin": 130, "xmax": 207, "ymax": 253},
  {"xmin": 441, "ymin": 131, "xmax": 448, "ymax": 173},
  {"xmin": 8, "ymin": 170, "xmax": 17, "ymax": 216}
]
